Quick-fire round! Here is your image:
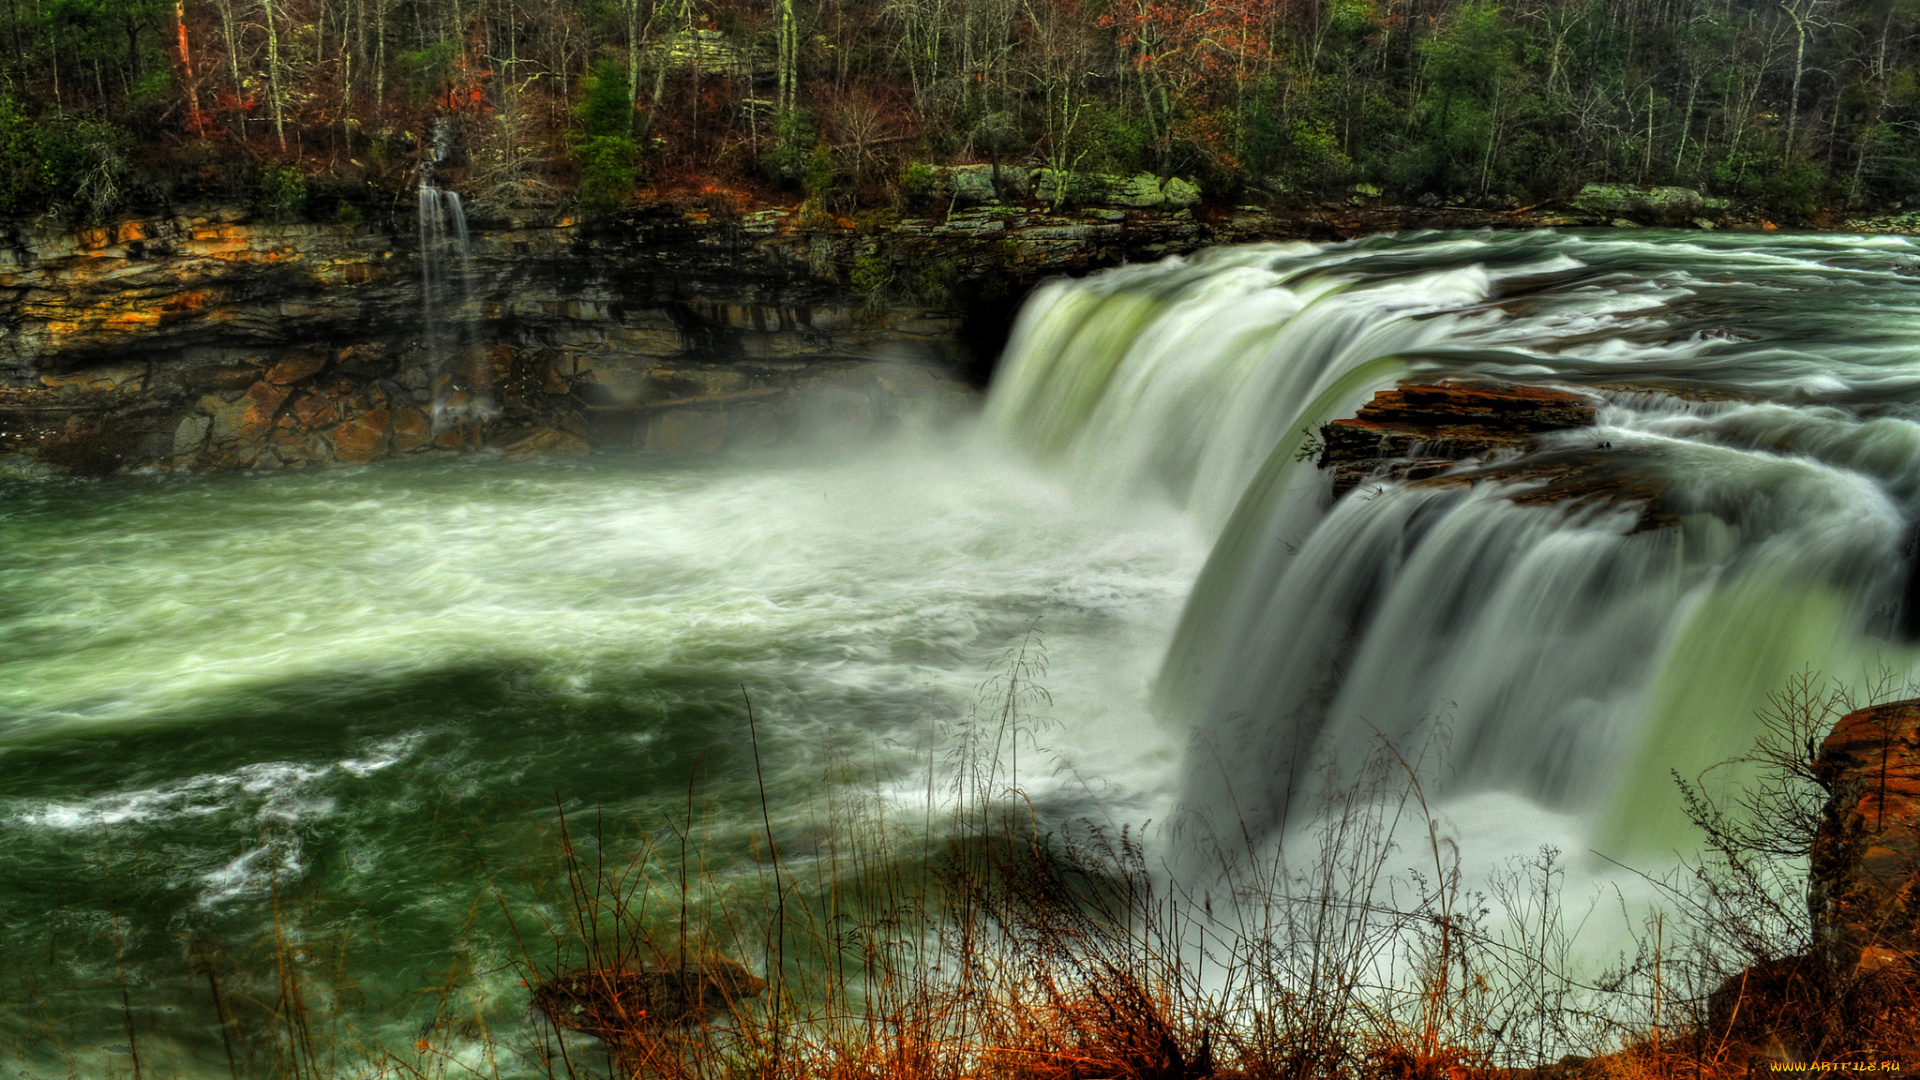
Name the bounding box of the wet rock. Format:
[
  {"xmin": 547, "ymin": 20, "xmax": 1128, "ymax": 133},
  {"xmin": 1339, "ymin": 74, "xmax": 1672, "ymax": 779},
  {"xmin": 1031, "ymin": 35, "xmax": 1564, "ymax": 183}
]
[
  {"xmin": 291, "ymin": 391, "xmax": 343, "ymax": 429},
  {"xmin": 645, "ymin": 408, "xmax": 729, "ymax": 452},
  {"xmin": 0, "ymin": 193, "xmax": 1239, "ymax": 475},
  {"xmin": 937, "ymin": 164, "xmax": 1025, "ymax": 204},
  {"xmin": 1163, "ymin": 177, "xmax": 1202, "ymax": 209},
  {"xmin": 1694, "ymin": 708, "xmax": 1920, "ymax": 1068},
  {"xmin": 391, "ymin": 408, "xmax": 432, "ymax": 452},
  {"xmin": 171, "ymin": 414, "xmax": 210, "ymax": 458},
  {"xmin": 331, "ymin": 408, "xmax": 392, "ymax": 463},
  {"xmin": 489, "ymin": 425, "xmax": 589, "ymax": 458},
  {"xmin": 209, "ymin": 381, "xmax": 290, "ymax": 442},
  {"xmin": 1111, "ymin": 174, "xmax": 1168, "ymax": 209},
  {"xmin": 1319, "ymin": 381, "xmax": 1598, "ymax": 491},
  {"xmin": 265, "ymin": 354, "xmax": 328, "ymax": 385},
  {"xmin": 1317, "ymin": 381, "xmax": 1676, "ymax": 528},
  {"xmin": 40, "ymin": 364, "xmax": 144, "ymax": 392}
]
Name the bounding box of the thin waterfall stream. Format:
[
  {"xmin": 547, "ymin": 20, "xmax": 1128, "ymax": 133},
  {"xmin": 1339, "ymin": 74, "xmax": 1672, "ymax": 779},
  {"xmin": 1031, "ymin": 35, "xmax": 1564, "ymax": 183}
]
[
  {"xmin": 418, "ymin": 131, "xmax": 491, "ymax": 433},
  {"xmin": 418, "ymin": 184, "xmax": 472, "ymax": 425},
  {"xmin": 1, "ymin": 229, "xmax": 1917, "ymax": 1071}
]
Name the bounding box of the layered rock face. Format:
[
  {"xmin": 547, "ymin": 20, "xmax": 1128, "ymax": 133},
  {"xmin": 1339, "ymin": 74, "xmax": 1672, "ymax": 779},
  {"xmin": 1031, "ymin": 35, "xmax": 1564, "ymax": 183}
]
[
  {"xmin": 1813, "ymin": 700, "xmax": 1920, "ymax": 977},
  {"xmin": 0, "ymin": 197, "xmax": 1230, "ymax": 476},
  {"xmin": 1318, "ymin": 381, "xmax": 1598, "ymax": 490},
  {"xmin": 1316, "ymin": 381, "xmax": 1681, "ymax": 528},
  {"xmin": 0, "ymin": 206, "xmax": 985, "ymax": 475}
]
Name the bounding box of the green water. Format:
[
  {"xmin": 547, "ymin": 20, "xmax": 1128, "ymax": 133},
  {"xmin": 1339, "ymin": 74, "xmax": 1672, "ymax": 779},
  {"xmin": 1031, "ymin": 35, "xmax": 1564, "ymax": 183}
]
[{"xmin": 0, "ymin": 430, "xmax": 1204, "ymax": 1076}]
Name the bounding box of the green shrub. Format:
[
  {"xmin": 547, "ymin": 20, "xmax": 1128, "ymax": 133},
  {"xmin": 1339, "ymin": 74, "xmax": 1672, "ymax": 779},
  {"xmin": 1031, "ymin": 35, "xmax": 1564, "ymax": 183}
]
[
  {"xmin": 908, "ymin": 259, "xmax": 960, "ymax": 306},
  {"xmin": 575, "ymin": 134, "xmax": 639, "ymax": 214},
  {"xmin": 577, "ymin": 58, "xmax": 633, "ymax": 138},
  {"xmin": 128, "ymin": 67, "xmax": 173, "ymax": 110},
  {"xmin": 850, "ymin": 252, "xmax": 892, "ymax": 295},
  {"xmin": 1076, "ymin": 103, "xmax": 1155, "ymax": 176},
  {"xmin": 256, "ymin": 163, "xmax": 307, "ymax": 221},
  {"xmin": 901, "ymin": 162, "xmax": 935, "ymax": 204},
  {"xmin": 803, "ymin": 142, "xmax": 836, "ymax": 202},
  {"xmin": 0, "ymin": 99, "xmax": 135, "ymax": 222},
  {"xmin": 572, "ymin": 60, "xmax": 639, "ymax": 214},
  {"xmin": 1279, "ymin": 118, "xmax": 1353, "ymax": 192},
  {"xmin": 1762, "ymin": 159, "xmax": 1826, "ymax": 223},
  {"xmin": 851, "ymin": 207, "xmax": 898, "ymax": 233},
  {"xmin": 760, "ymin": 110, "xmax": 816, "ymax": 184},
  {"xmin": 399, "ymin": 41, "xmax": 459, "ymax": 104}
]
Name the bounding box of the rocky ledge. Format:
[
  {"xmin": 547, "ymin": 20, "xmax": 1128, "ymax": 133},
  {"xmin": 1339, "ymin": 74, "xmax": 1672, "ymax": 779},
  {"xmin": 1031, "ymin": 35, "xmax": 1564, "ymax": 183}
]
[
  {"xmin": 0, "ymin": 194, "xmax": 1242, "ymax": 477},
  {"xmin": 0, "ymin": 188, "xmax": 1787, "ymax": 479},
  {"xmin": 1316, "ymin": 381, "xmax": 1677, "ymax": 529}
]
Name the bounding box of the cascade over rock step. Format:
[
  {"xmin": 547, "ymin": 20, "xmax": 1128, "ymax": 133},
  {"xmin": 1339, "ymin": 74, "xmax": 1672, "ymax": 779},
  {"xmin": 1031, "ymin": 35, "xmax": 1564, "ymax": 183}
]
[{"xmin": 1317, "ymin": 380, "xmax": 1676, "ymax": 529}]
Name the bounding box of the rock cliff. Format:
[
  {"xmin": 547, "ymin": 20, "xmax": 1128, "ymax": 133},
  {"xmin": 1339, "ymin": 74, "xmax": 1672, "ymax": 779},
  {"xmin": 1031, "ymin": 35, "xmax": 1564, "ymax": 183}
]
[{"xmin": 0, "ymin": 196, "xmax": 1228, "ymax": 476}]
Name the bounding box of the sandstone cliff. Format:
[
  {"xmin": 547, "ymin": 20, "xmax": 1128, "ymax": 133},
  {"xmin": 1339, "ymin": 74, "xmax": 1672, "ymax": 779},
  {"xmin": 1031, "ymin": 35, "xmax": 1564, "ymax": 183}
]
[{"xmin": 0, "ymin": 196, "xmax": 1238, "ymax": 475}]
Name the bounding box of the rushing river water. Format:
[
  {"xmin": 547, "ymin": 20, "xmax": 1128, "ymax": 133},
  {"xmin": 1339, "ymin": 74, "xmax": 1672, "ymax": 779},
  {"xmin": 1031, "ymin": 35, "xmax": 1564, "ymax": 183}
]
[{"xmin": 5, "ymin": 229, "xmax": 1920, "ymax": 1074}]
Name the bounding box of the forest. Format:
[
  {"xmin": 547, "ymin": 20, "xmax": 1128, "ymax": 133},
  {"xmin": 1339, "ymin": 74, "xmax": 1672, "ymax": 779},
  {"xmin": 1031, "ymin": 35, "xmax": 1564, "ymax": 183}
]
[{"xmin": 1, "ymin": 0, "xmax": 1917, "ymax": 222}]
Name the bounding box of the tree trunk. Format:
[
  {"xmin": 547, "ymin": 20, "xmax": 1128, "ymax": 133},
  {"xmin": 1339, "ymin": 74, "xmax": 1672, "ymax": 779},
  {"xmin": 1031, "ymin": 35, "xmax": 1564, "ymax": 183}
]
[
  {"xmin": 1784, "ymin": 1, "xmax": 1810, "ymax": 158},
  {"xmin": 626, "ymin": 0, "xmax": 639, "ymax": 131},
  {"xmin": 175, "ymin": 0, "xmax": 205, "ymax": 133},
  {"xmin": 261, "ymin": 0, "xmax": 287, "ymax": 150},
  {"xmin": 374, "ymin": 0, "xmax": 386, "ymax": 126}
]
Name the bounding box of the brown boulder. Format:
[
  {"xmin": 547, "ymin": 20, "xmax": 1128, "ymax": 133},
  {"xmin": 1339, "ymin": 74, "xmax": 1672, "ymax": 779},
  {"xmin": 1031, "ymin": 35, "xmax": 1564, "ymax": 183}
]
[
  {"xmin": 291, "ymin": 391, "xmax": 341, "ymax": 429},
  {"xmin": 1316, "ymin": 381, "xmax": 1677, "ymax": 529},
  {"xmin": 209, "ymin": 381, "xmax": 291, "ymax": 442},
  {"xmin": 391, "ymin": 408, "xmax": 432, "ymax": 452},
  {"xmin": 331, "ymin": 408, "xmax": 392, "ymax": 463},
  {"xmin": 264, "ymin": 354, "xmax": 327, "ymax": 385},
  {"xmin": 489, "ymin": 426, "xmax": 590, "ymax": 459}
]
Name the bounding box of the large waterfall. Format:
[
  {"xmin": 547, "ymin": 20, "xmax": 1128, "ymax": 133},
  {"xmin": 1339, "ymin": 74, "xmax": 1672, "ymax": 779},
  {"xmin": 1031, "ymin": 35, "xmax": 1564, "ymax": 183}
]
[{"xmin": 987, "ymin": 231, "xmax": 1920, "ymax": 855}]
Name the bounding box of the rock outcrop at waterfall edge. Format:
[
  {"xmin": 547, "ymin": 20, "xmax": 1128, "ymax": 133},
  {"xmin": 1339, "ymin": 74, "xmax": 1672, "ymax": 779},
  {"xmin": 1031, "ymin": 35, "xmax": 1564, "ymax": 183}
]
[
  {"xmin": 1317, "ymin": 381, "xmax": 1679, "ymax": 530},
  {"xmin": 1681, "ymin": 701, "xmax": 1920, "ymax": 1070},
  {"xmin": 1814, "ymin": 701, "xmax": 1920, "ymax": 978}
]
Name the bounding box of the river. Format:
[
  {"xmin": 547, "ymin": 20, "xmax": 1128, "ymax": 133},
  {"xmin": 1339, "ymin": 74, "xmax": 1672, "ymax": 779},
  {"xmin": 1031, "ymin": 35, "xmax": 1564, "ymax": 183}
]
[{"xmin": 4, "ymin": 228, "xmax": 1917, "ymax": 1074}]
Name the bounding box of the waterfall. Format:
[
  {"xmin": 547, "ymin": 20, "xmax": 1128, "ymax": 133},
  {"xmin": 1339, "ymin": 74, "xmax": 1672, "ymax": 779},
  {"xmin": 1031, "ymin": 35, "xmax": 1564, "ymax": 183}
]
[
  {"xmin": 417, "ymin": 122, "xmax": 493, "ymax": 433},
  {"xmin": 987, "ymin": 231, "xmax": 1920, "ymax": 857}
]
